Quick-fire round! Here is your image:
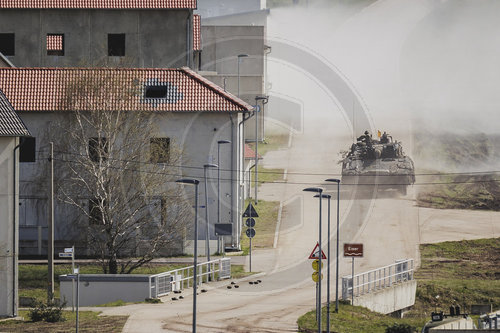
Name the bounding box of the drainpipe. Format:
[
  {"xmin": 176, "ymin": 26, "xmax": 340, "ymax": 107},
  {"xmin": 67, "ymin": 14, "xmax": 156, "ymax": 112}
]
[
  {"xmin": 229, "ymin": 114, "xmax": 235, "ymax": 249},
  {"xmin": 186, "ymin": 12, "xmax": 192, "ymax": 68},
  {"xmin": 237, "ymin": 110, "xmax": 255, "ymax": 249},
  {"xmin": 13, "ymin": 140, "xmax": 21, "ymax": 317}
]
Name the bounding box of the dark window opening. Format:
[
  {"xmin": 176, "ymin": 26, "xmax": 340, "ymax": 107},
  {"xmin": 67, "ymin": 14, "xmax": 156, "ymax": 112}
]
[
  {"xmin": 89, "ymin": 137, "xmax": 108, "ymax": 162},
  {"xmin": 150, "ymin": 137, "xmax": 170, "ymax": 163},
  {"xmin": 20, "ymin": 137, "xmax": 36, "ymax": 162},
  {"xmin": 0, "ymin": 33, "xmax": 15, "ymax": 56},
  {"xmin": 47, "ymin": 34, "xmax": 64, "ymax": 56},
  {"xmin": 89, "ymin": 198, "xmax": 104, "ymax": 225},
  {"xmin": 145, "ymin": 85, "xmax": 169, "ymax": 98},
  {"xmin": 108, "ymin": 34, "xmax": 125, "ymax": 56}
]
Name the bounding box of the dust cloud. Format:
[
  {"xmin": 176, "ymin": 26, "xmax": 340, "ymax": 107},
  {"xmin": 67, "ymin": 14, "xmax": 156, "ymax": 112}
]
[{"xmin": 267, "ymin": 0, "xmax": 500, "ymax": 172}]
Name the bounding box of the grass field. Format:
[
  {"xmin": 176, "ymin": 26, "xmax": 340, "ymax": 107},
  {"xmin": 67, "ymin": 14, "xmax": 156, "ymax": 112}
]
[
  {"xmin": 240, "ymin": 199, "xmax": 281, "ymax": 255},
  {"xmin": 0, "ymin": 310, "xmax": 128, "ymax": 333}
]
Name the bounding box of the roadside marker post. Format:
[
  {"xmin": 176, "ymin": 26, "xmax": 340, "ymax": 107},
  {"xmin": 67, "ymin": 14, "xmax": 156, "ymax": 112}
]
[{"xmin": 343, "ymin": 243, "xmax": 363, "ymax": 305}]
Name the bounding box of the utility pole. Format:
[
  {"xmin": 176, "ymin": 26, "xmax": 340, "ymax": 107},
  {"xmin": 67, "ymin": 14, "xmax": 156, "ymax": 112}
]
[{"xmin": 48, "ymin": 142, "xmax": 54, "ymax": 301}]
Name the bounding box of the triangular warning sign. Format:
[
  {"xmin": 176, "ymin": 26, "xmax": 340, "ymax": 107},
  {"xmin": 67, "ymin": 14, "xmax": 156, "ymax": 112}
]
[
  {"xmin": 242, "ymin": 202, "xmax": 259, "ymax": 218},
  {"xmin": 308, "ymin": 242, "xmax": 327, "ymax": 259}
]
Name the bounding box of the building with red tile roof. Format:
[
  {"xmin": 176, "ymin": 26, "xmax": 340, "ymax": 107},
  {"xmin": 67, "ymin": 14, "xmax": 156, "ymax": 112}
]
[
  {"xmin": 0, "ymin": 2, "xmax": 197, "ymax": 68},
  {"xmin": 6, "ymin": 67, "xmax": 252, "ymax": 255}
]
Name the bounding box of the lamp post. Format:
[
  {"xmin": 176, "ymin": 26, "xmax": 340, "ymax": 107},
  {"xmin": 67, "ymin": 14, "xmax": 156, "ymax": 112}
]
[
  {"xmin": 315, "ymin": 193, "xmax": 331, "ymax": 333},
  {"xmin": 254, "ymin": 96, "xmax": 268, "ymax": 204},
  {"xmin": 237, "ymin": 54, "xmax": 248, "ymax": 98},
  {"xmin": 203, "ymin": 164, "xmax": 218, "ymax": 264},
  {"xmin": 217, "ymin": 140, "xmax": 230, "ymax": 254},
  {"xmin": 176, "ymin": 178, "xmax": 200, "ymax": 333},
  {"xmin": 303, "ymin": 186, "xmax": 323, "ymax": 333},
  {"xmin": 325, "ymin": 178, "xmax": 341, "ymax": 313}
]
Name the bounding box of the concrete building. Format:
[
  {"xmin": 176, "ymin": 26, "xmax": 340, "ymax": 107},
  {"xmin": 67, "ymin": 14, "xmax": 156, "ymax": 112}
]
[
  {"xmin": 0, "ymin": 89, "xmax": 31, "ymax": 317},
  {"xmin": 0, "ymin": 0, "xmax": 197, "ymax": 68},
  {"xmin": 0, "ymin": 67, "xmax": 253, "ymax": 255},
  {"xmin": 196, "ymin": 0, "xmax": 268, "ymax": 26}
]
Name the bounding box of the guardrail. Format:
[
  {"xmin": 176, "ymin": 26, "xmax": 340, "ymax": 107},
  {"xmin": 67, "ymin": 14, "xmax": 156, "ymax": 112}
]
[
  {"xmin": 148, "ymin": 257, "xmax": 231, "ymax": 298},
  {"xmin": 342, "ymin": 259, "xmax": 414, "ymax": 300}
]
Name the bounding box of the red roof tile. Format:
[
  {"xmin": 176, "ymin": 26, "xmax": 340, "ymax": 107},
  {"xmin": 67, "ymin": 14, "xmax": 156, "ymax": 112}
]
[
  {"xmin": 193, "ymin": 14, "xmax": 201, "ymax": 51},
  {"xmin": 0, "ymin": 0, "xmax": 196, "ymax": 9},
  {"xmin": 0, "ymin": 67, "xmax": 253, "ymax": 112}
]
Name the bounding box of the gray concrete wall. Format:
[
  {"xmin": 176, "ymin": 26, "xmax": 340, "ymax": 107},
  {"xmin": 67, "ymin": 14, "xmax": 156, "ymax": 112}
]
[
  {"xmin": 0, "ymin": 136, "xmax": 19, "ymax": 317},
  {"xmin": 196, "ymin": 0, "xmax": 264, "ymax": 19},
  {"xmin": 0, "ymin": 9, "xmax": 192, "ymax": 68},
  {"xmin": 17, "ymin": 110, "xmax": 243, "ymax": 254},
  {"xmin": 429, "ymin": 317, "xmax": 476, "ymax": 331},
  {"xmin": 60, "ymin": 274, "xmax": 151, "ymax": 306},
  {"xmin": 353, "ymin": 280, "xmax": 417, "ymax": 315}
]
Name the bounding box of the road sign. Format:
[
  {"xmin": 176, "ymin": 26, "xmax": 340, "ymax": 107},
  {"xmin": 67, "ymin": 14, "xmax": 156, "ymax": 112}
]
[
  {"xmin": 64, "ymin": 247, "xmax": 73, "ymax": 253},
  {"xmin": 344, "ymin": 243, "xmax": 364, "ymax": 257},
  {"xmin": 312, "ymin": 271, "xmax": 323, "ymax": 282},
  {"xmin": 214, "ymin": 223, "xmax": 233, "ymax": 236},
  {"xmin": 308, "ymin": 242, "xmax": 327, "ymax": 259},
  {"xmin": 245, "ymin": 218, "xmax": 256, "ymax": 228},
  {"xmin": 312, "ymin": 259, "xmax": 323, "ymax": 271},
  {"xmin": 246, "ymin": 228, "xmax": 256, "ymax": 238},
  {"xmin": 59, "ymin": 253, "xmax": 73, "ymax": 258},
  {"xmin": 242, "ymin": 202, "xmax": 259, "ymax": 218}
]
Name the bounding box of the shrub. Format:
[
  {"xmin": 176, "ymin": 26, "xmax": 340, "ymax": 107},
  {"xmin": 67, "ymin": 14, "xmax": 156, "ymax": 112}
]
[
  {"xmin": 28, "ymin": 299, "xmax": 66, "ymax": 323},
  {"xmin": 145, "ymin": 298, "xmax": 162, "ymax": 304},
  {"xmin": 385, "ymin": 323, "xmax": 416, "ymax": 333}
]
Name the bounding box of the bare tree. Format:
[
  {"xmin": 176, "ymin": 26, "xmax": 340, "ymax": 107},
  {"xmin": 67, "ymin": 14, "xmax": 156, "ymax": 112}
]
[{"xmin": 49, "ymin": 70, "xmax": 191, "ymax": 274}]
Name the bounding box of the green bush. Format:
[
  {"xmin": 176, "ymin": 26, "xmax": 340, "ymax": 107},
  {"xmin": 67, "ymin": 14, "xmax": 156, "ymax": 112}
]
[
  {"xmin": 28, "ymin": 299, "xmax": 66, "ymax": 323},
  {"xmin": 385, "ymin": 323, "xmax": 416, "ymax": 333}
]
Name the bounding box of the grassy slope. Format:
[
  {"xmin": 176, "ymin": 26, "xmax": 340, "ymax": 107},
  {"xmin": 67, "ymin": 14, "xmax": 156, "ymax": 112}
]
[{"xmin": 298, "ymin": 238, "xmax": 500, "ymax": 332}]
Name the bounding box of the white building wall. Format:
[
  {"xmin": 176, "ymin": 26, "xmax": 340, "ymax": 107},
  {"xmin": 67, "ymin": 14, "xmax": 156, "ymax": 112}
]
[
  {"xmin": 17, "ymin": 110, "xmax": 244, "ymax": 254},
  {"xmin": 0, "ymin": 136, "xmax": 19, "ymax": 317}
]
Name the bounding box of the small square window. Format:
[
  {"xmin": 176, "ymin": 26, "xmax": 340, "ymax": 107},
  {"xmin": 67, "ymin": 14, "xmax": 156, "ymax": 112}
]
[
  {"xmin": 0, "ymin": 33, "xmax": 15, "ymax": 56},
  {"xmin": 20, "ymin": 137, "xmax": 36, "ymax": 162},
  {"xmin": 47, "ymin": 34, "xmax": 64, "ymax": 56},
  {"xmin": 150, "ymin": 137, "xmax": 170, "ymax": 163},
  {"xmin": 108, "ymin": 34, "xmax": 125, "ymax": 57},
  {"xmin": 89, "ymin": 137, "xmax": 108, "ymax": 162}
]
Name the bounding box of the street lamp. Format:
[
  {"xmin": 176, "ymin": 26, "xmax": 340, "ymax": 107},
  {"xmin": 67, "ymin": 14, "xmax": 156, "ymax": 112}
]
[
  {"xmin": 217, "ymin": 140, "xmax": 231, "ymax": 254},
  {"xmin": 254, "ymin": 96, "xmax": 268, "ymax": 204},
  {"xmin": 315, "ymin": 193, "xmax": 331, "ymax": 333},
  {"xmin": 175, "ymin": 178, "xmax": 200, "ymax": 333},
  {"xmin": 203, "ymin": 164, "xmax": 218, "ymax": 264},
  {"xmin": 303, "ymin": 186, "xmax": 323, "ymax": 333},
  {"xmin": 237, "ymin": 54, "xmax": 248, "ymax": 97},
  {"xmin": 325, "ymin": 178, "xmax": 341, "ymax": 313}
]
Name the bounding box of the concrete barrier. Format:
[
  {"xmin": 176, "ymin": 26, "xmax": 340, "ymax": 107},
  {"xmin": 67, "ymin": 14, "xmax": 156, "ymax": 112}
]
[{"xmin": 353, "ymin": 280, "xmax": 417, "ymax": 314}]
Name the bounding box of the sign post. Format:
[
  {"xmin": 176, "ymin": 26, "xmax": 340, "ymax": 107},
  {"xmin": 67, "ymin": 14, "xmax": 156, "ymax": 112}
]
[
  {"xmin": 309, "ymin": 242, "xmax": 326, "ymax": 327},
  {"xmin": 243, "ymin": 204, "xmax": 258, "ymax": 272},
  {"xmin": 343, "ymin": 243, "xmax": 363, "ymax": 305},
  {"xmin": 60, "ymin": 247, "xmax": 75, "ymax": 311}
]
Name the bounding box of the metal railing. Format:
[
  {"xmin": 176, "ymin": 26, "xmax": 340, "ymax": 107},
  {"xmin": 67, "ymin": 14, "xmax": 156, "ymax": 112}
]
[
  {"xmin": 342, "ymin": 259, "xmax": 414, "ymax": 299},
  {"xmin": 148, "ymin": 258, "xmax": 231, "ymax": 298}
]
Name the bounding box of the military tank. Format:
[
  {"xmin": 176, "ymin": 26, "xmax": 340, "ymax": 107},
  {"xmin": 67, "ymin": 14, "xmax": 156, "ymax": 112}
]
[{"xmin": 341, "ymin": 131, "xmax": 415, "ymax": 195}]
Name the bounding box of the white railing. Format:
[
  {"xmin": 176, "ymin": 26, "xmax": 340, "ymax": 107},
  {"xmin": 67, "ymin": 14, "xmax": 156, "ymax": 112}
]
[
  {"xmin": 342, "ymin": 259, "xmax": 414, "ymax": 299},
  {"xmin": 148, "ymin": 258, "xmax": 231, "ymax": 298}
]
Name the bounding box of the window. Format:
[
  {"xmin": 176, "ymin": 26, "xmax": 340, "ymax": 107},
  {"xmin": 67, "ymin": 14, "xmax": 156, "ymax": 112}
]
[
  {"xmin": 89, "ymin": 198, "xmax": 104, "ymax": 225},
  {"xmin": 89, "ymin": 137, "xmax": 108, "ymax": 162},
  {"xmin": 20, "ymin": 137, "xmax": 36, "ymax": 162},
  {"xmin": 150, "ymin": 137, "xmax": 170, "ymax": 163},
  {"xmin": 108, "ymin": 34, "xmax": 125, "ymax": 56},
  {"xmin": 47, "ymin": 34, "xmax": 64, "ymax": 56},
  {"xmin": 0, "ymin": 33, "xmax": 15, "ymax": 56},
  {"xmin": 145, "ymin": 85, "xmax": 169, "ymax": 98}
]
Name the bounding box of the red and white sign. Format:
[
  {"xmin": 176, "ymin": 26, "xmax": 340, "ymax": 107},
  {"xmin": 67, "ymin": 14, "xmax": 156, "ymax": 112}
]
[
  {"xmin": 308, "ymin": 242, "xmax": 327, "ymax": 259},
  {"xmin": 344, "ymin": 243, "xmax": 364, "ymax": 257}
]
